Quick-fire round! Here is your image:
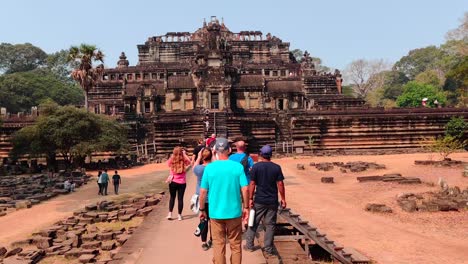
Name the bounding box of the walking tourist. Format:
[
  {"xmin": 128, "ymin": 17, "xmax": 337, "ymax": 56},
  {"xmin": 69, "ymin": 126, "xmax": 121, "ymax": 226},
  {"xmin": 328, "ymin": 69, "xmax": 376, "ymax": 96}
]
[
  {"xmin": 193, "ymin": 148, "xmax": 213, "ymax": 250},
  {"xmin": 244, "ymin": 145, "xmax": 286, "ymax": 256},
  {"xmin": 206, "ymin": 133, "xmax": 216, "ymax": 149},
  {"xmin": 100, "ymin": 169, "xmax": 109, "ymax": 195},
  {"xmin": 191, "ymin": 138, "xmax": 205, "ymax": 166},
  {"xmin": 97, "ymin": 170, "xmax": 103, "ymax": 195},
  {"xmin": 167, "ymin": 146, "xmax": 191, "ymax": 220},
  {"xmin": 112, "ymin": 170, "xmax": 122, "ymax": 195},
  {"xmin": 229, "ymin": 140, "xmax": 254, "ymax": 182},
  {"xmin": 199, "ymin": 138, "xmax": 250, "ymax": 264}
]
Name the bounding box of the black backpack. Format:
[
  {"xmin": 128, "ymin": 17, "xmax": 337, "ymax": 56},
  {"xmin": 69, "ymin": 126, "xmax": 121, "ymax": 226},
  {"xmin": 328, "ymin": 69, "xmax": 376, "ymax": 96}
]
[{"xmin": 240, "ymin": 153, "xmax": 250, "ymax": 174}]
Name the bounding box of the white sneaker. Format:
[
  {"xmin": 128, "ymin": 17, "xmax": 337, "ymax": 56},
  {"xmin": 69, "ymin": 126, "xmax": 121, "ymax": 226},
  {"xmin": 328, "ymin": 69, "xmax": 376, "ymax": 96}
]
[
  {"xmin": 178, "ymin": 214, "xmax": 183, "ymax": 221},
  {"xmin": 167, "ymin": 212, "xmax": 172, "ymax": 220}
]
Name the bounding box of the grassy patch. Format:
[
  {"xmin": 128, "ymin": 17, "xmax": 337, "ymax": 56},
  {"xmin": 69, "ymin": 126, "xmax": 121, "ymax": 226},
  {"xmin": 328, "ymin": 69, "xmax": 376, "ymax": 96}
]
[{"xmin": 92, "ymin": 216, "xmax": 144, "ymax": 232}]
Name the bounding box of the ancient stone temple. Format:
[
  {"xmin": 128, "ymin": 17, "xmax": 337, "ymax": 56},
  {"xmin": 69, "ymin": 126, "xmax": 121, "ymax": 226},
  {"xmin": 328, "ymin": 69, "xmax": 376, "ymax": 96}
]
[
  {"xmin": 91, "ymin": 17, "xmax": 363, "ymax": 118},
  {"xmin": 1, "ymin": 17, "xmax": 467, "ymax": 160},
  {"xmin": 89, "ymin": 17, "xmax": 370, "ymax": 154}
]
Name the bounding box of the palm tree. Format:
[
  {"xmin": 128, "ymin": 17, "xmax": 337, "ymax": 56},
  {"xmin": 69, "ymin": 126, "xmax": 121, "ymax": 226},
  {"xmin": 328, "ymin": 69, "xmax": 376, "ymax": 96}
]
[{"xmin": 68, "ymin": 44, "xmax": 104, "ymax": 112}]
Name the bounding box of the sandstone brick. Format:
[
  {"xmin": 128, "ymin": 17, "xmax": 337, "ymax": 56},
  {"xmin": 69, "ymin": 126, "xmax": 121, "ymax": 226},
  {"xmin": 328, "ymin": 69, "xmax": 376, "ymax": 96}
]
[
  {"xmin": 78, "ymin": 254, "xmax": 96, "ymax": 263},
  {"xmin": 81, "ymin": 241, "xmax": 101, "ymax": 250},
  {"xmin": 101, "ymin": 241, "xmax": 116, "ymax": 251}
]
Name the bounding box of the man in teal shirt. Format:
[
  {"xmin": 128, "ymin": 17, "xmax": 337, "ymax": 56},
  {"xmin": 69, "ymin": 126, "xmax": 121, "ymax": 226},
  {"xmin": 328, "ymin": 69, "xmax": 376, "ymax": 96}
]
[
  {"xmin": 100, "ymin": 169, "xmax": 109, "ymax": 195},
  {"xmin": 229, "ymin": 140, "xmax": 254, "ymax": 182},
  {"xmin": 199, "ymin": 138, "xmax": 249, "ymax": 264}
]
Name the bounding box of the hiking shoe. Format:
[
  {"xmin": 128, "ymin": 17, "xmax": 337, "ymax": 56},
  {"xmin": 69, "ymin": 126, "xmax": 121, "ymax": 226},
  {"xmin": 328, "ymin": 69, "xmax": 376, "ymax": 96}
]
[
  {"xmin": 166, "ymin": 212, "xmax": 172, "ymax": 220},
  {"xmin": 201, "ymin": 243, "xmax": 210, "ymax": 251},
  {"xmin": 206, "ymin": 240, "xmax": 212, "ymax": 247},
  {"xmin": 178, "ymin": 214, "xmax": 183, "ymax": 221},
  {"xmin": 243, "ymin": 245, "xmax": 255, "ymax": 252}
]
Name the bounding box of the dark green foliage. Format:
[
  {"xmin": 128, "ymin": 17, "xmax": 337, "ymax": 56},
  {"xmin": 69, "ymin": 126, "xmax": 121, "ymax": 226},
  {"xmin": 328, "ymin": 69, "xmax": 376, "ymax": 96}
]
[
  {"xmin": 47, "ymin": 49, "xmax": 79, "ymax": 82},
  {"xmin": 396, "ymin": 81, "xmax": 447, "ymax": 107},
  {"xmin": 11, "ymin": 103, "xmax": 128, "ymax": 168},
  {"xmin": 341, "ymin": 85, "xmax": 355, "ymax": 97},
  {"xmin": 393, "ymin": 46, "xmax": 449, "ymax": 80},
  {"xmin": 0, "ymin": 69, "xmax": 83, "ymax": 113},
  {"xmin": 0, "ymin": 43, "xmax": 47, "ymax": 74},
  {"xmin": 445, "ymin": 116, "xmax": 467, "ymax": 142}
]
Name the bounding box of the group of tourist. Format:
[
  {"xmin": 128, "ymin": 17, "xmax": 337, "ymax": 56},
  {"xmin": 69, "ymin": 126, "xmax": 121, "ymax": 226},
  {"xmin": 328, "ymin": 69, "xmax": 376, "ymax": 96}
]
[
  {"xmin": 166, "ymin": 135, "xmax": 286, "ymax": 264},
  {"xmin": 96, "ymin": 169, "xmax": 122, "ymax": 195}
]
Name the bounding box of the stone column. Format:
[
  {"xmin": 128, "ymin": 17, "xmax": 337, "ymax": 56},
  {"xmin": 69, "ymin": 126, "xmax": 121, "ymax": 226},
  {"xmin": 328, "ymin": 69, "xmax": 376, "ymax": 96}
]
[
  {"xmin": 245, "ymin": 92, "xmax": 250, "ymax": 109},
  {"xmin": 219, "ymin": 90, "xmax": 225, "ymax": 110},
  {"xmin": 150, "ymin": 101, "xmax": 154, "ymax": 113},
  {"xmin": 136, "ymin": 99, "xmax": 141, "ymax": 114}
]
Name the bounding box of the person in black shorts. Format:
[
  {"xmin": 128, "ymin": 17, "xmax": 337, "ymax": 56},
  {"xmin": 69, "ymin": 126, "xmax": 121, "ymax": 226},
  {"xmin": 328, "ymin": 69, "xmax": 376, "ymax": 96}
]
[
  {"xmin": 112, "ymin": 171, "xmax": 122, "ymax": 195},
  {"xmin": 244, "ymin": 145, "xmax": 286, "ymax": 256}
]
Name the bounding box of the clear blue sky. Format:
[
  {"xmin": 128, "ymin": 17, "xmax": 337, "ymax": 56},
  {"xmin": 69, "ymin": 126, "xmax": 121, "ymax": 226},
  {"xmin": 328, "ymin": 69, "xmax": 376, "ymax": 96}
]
[{"xmin": 1, "ymin": 0, "xmax": 466, "ymax": 70}]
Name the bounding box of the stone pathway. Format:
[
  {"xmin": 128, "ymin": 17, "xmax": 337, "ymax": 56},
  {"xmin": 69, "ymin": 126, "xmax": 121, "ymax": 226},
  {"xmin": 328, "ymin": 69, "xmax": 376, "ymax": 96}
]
[{"xmin": 116, "ymin": 172, "xmax": 266, "ymax": 264}]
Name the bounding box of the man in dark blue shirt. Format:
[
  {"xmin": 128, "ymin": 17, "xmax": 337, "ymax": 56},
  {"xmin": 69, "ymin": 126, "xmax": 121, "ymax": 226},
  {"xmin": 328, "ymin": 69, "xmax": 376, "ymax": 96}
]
[{"xmin": 244, "ymin": 145, "xmax": 286, "ymax": 256}]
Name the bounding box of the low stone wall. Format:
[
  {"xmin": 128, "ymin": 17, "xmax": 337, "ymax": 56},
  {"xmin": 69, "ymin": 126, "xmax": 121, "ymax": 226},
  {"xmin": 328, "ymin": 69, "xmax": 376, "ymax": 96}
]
[
  {"xmin": 0, "ymin": 193, "xmax": 164, "ymax": 263},
  {"xmin": 0, "ymin": 171, "xmax": 90, "ymax": 217}
]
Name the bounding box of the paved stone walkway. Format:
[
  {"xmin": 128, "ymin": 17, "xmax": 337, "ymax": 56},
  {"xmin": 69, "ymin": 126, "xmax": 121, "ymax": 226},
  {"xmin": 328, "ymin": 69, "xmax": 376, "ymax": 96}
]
[{"xmin": 117, "ymin": 172, "xmax": 266, "ymax": 264}]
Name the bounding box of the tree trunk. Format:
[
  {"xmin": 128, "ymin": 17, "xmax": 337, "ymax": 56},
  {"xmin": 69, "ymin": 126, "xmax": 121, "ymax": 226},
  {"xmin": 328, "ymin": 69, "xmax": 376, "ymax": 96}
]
[{"xmin": 84, "ymin": 91, "xmax": 89, "ymax": 112}]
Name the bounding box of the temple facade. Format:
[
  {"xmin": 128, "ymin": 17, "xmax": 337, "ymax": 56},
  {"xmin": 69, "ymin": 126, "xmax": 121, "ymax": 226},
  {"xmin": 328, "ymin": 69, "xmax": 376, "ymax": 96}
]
[
  {"xmin": 90, "ymin": 17, "xmax": 363, "ymax": 118},
  {"xmin": 1, "ymin": 18, "xmax": 466, "ymax": 160}
]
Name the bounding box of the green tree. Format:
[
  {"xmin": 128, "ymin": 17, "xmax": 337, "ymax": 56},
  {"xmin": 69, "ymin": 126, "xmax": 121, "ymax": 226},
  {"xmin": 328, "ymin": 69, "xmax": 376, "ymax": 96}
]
[
  {"xmin": 0, "ymin": 43, "xmax": 47, "ymax": 74},
  {"xmin": 68, "ymin": 44, "xmax": 104, "ymax": 112},
  {"xmin": 290, "ymin": 49, "xmax": 303, "ymax": 62},
  {"xmin": 445, "ymin": 116, "xmax": 467, "ymax": 142},
  {"xmin": 0, "ymin": 69, "xmax": 83, "ymax": 113},
  {"xmin": 393, "ymin": 46, "xmax": 448, "ymax": 80},
  {"xmin": 47, "ymin": 49, "xmax": 79, "ymax": 82},
  {"xmin": 444, "ymin": 56, "xmax": 468, "ymax": 106},
  {"xmin": 396, "ymin": 81, "xmax": 447, "ymax": 107},
  {"xmin": 415, "ymin": 69, "xmax": 445, "ymax": 88},
  {"xmin": 11, "ymin": 103, "xmax": 128, "ymax": 169}
]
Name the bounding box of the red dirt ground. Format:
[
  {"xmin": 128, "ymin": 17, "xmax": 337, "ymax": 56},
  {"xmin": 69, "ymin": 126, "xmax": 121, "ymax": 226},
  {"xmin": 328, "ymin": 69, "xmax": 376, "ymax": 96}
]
[
  {"xmin": 0, "ymin": 153, "xmax": 466, "ymax": 264},
  {"xmin": 275, "ymin": 152, "xmax": 468, "ymax": 264}
]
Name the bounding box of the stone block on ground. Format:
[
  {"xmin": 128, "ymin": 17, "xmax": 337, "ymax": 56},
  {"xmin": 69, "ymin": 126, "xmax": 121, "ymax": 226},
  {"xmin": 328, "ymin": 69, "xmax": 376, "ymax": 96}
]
[
  {"xmin": 399, "ymin": 200, "xmax": 417, "ymax": 212},
  {"xmin": 137, "ymin": 207, "xmax": 153, "ymax": 216},
  {"xmin": 145, "ymin": 198, "xmax": 159, "ymax": 206},
  {"xmin": 116, "ymin": 234, "xmax": 129, "ymax": 245},
  {"xmin": 296, "ymin": 164, "xmax": 305, "ymax": 170},
  {"xmin": 31, "ymin": 236, "xmax": 51, "ymax": 249},
  {"xmin": 321, "ymin": 177, "xmax": 334, "ymax": 183},
  {"xmin": 14, "ymin": 200, "xmax": 32, "ymax": 209},
  {"xmin": 119, "ymin": 214, "xmax": 135, "ymax": 222},
  {"xmin": 78, "ymin": 253, "xmax": 96, "ymax": 263},
  {"xmin": 365, "ymin": 203, "xmax": 392, "ymax": 213},
  {"xmin": 85, "ymin": 204, "xmax": 97, "ymax": 211},
  {"xmin": 82, "ymin": 233, "xmax": 97, "ymax": 242},
  {"xmin": 81, "ymin": 241, "xmax": 101, "ymax": 250},
  {"xmin": 97, "ymin": 232, "xmax": 114, "ymax": 241},
  {"xmin": 398, "ymin": 178, "xmax": 422, "ymax": 184},
  {"xmin": 0, "ymin": 246, "xmax": 7, "ymax": 257},
  {"xmin": 101, "ymin": 241, "xmax": 116, "ymax": 251},
  {"xmin": 5, "ymin": 248, "xmax": 23, "ymax": 258}
]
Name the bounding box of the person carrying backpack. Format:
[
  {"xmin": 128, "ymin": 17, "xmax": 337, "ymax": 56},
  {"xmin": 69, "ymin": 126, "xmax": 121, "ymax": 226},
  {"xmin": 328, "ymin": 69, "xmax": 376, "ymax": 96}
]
[{"xmin": 229, "ymin": 140, "xmax": 254, "ymax": 182}]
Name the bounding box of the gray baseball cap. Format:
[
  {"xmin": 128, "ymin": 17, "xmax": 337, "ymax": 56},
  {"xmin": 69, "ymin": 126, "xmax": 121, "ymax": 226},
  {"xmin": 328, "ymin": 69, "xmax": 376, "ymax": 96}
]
[{"xmin": 214, "ymin": 138, "xmax": 230, "ymax": 151}]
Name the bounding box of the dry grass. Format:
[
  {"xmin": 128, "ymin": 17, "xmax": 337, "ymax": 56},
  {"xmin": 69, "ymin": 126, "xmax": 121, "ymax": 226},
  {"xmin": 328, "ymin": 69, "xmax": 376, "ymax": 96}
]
[
  {"xmin": 92, "ymin": 216, "xmax": 144, "ymax": 232},
  {"xmin": 40, "ymin": 256, "xmax": 79, "ymax": 264},
  {"xmin": 109, "ymin": 181, "xmax": 166, "ymax": 204}
]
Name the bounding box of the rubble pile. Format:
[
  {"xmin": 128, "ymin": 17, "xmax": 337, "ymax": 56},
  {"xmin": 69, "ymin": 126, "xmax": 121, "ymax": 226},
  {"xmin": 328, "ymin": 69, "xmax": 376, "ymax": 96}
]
[
  {"xmin": 397, "ymin": 186, "xmax": 468, "ymax": 212},
  {"xmin": 0, "ymin": 193, "xmax": 163, "ymax": 263},
  {"xmin": 0, "ymin": 171, "xmax": 91, "ymax": 217},
  {"xmin": 357, "ymin": 174, "xmax": 422, "ymax": 184},
  {"xmin": 308, "ymin": 161, "xmax": 386, "ymax": 173}
]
